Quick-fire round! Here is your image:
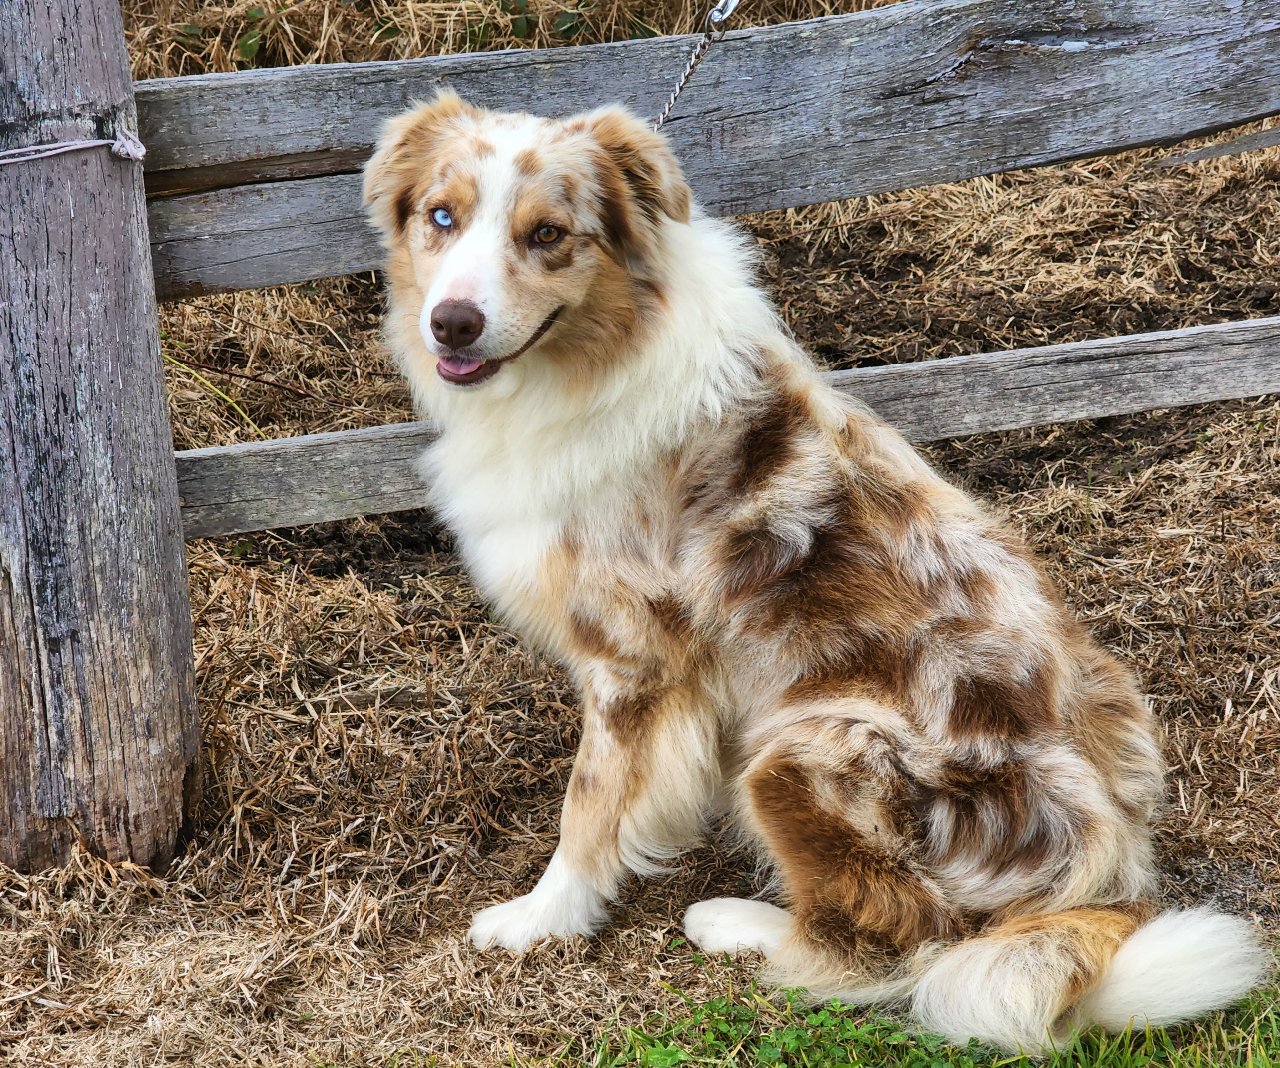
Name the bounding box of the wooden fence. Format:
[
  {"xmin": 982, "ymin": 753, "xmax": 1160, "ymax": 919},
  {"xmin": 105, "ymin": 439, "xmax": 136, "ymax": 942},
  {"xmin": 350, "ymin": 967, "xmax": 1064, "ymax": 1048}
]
[
  {"xmin": 3, "ymin": 0, "xmax": 1279, "ymax": 869},
  {"xmin": 142, "ymin": 0, "xmax": 1280, "ymax": 538}
]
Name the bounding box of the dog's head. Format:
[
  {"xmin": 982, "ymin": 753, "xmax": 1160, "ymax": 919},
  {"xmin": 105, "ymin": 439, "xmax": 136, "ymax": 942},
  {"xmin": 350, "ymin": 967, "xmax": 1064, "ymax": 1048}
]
[{"xmin": 364, "ymin": 92, "xmax": 691, "ymax": 391}]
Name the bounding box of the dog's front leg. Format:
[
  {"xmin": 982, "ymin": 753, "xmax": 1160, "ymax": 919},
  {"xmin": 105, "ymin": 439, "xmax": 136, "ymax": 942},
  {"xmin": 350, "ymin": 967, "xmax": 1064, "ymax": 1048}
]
[{"xmin": 468, "ymin": 681, "xmax": 718, "ymax": 952}]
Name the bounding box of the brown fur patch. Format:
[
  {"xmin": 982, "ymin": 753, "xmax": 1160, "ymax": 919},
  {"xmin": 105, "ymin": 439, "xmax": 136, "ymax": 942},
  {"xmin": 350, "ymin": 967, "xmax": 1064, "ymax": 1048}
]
[
  {"xmin": 532, "ymin": 240, "xmax": 577, "ymax": 273},
  {"xmin": 431, "ymin": 170, "xmax": 480, "ymax": 223},
  {"xmin": 511, "ymin": 186, "xmax": 567, "ymax": 240},
  {"xmin": 593, "ymin": 156, "xmax": 641, "ymax": 264},
  {"xmin": 851, "ymin": 469, "xmax": 936, "ymax": 544},
  {"xmin": 955, "ymin": 568, "xmax": 1000, "ymax": 610},
  {"xmin": 363, "ymin": 91, "xmax": 481, "ymax": 240},
  {"xmin": 948, "ymin": 666, "xmax": 1059, "ymax": 741},
  {"xmin": 750, "ymin": 757, "xmax": 957, "ymax": 952},
  {"xmin": 514, "ymin": 147, "xmax": 542, "ymax": 176},
  {"xmin": 720, "ymin": 524, "xmax": 810, "ymax": 605},
  {"xmin": 990, "ymin": 908, "xmax": 1139, "ymax": 1001},
  {"xmin": 603, "ymin": 685, "xmax": 686, "ymax": 745},
  {"xmin": 647, "ymin": 595, "xmax": 692, "ymax": 642},
  {"xmin": 782, "ymin": 635, "xmax": 913, "ymax": 707},
  {"xmin": 568, "ymin": 613, "xmax": 624, "ymax": 663},
  {"xmin": 729, "ymin": 388, "xmax": 811, "ymax": 495},
  {"xmin": 603, "ymin": 691, "xmax": 655, "ymax": 744},
  {"xmin": 927, "ymin": 759, "xmax": 1054, "ymax": 872},
  {"xmin": 588, "ymin": 109, "xmax": 691, "ymax": 225},
  {"xmin": 739, "ymin": 518, "xmax": 931, "ymax": 645},
  {"xmin": 582, "ymin": 107, "xmax": 692, "ymax": 274},
  {"xmin": 392, "ymin": 185, "xmax": 419, "ymax": 234}
]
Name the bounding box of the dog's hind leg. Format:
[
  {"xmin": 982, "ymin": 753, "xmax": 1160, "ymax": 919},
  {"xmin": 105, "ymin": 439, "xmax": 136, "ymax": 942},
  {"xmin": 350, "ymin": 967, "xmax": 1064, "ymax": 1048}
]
[
  {"xmin": 685, "ymin": 713, "xmax": 955, "ymax": 999},
  {"xmin": 469, "ymin": 679, "xmax": 720, "ymax": 952}
]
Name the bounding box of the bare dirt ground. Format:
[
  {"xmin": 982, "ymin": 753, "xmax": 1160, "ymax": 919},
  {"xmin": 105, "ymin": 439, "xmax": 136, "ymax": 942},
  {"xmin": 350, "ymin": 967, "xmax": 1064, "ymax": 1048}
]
[{"xmin": 0, "ymin": 3, "xmax": 1275, "ymax": 1064}]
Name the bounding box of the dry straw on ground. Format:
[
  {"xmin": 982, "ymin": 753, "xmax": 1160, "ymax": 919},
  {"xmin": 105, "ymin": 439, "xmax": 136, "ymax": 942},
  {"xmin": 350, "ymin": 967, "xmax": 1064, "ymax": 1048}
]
[
  {"xmin": 123, "ymin": 0, "xmax": 896, "ymax": 80},
  {"xmin": 0, "ymin": 2, "xmax": 1275, "ymax": 1064}
]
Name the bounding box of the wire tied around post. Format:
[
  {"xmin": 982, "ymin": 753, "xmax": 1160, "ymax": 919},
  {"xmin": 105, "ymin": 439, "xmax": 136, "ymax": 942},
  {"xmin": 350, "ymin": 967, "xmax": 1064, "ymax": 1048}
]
[{"xmin": 0, "ymin": 128, "xmax": 146, "ymax": 167}]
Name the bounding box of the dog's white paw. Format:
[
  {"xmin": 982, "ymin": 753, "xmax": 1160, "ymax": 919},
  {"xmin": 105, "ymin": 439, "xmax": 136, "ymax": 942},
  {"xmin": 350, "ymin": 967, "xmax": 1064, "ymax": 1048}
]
[
  {"xmin": 468, "ymin": 852, "xmax": 609, "ymax": 953},
  {"xmin": 466, "ymin": 894, "xmax": 592, "ymax": 952},
  {"xmin": 684, "ymin": 898, "xmax": 792, "ymax": 958}
]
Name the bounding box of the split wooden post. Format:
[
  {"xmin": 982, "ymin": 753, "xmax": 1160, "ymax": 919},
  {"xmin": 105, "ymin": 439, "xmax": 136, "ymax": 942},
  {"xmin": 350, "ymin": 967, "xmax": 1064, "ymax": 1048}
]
[{"xmin": 0, "ymin": 0, "xmax": 200, "ymax": 871}]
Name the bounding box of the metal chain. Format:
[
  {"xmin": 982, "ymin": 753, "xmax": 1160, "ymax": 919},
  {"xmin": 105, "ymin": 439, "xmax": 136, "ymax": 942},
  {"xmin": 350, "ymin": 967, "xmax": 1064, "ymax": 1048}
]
[{"xmin": 652, "ymin": 0, "xmax": 740, "ymax": 130}]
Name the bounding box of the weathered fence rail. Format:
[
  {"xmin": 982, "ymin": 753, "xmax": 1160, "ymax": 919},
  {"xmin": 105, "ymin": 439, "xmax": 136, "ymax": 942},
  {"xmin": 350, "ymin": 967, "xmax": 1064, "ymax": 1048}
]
[
  {"xmin": 134, "ymin": 0, "xmax": 1280, "ymax": 543},
  {"xmin": 137, "ymin": 0, "xmax": 1280, "ymax": 299},
  {"xmin": 177, "ymin": 315, "xmax": 1280, "ymax": 539}
]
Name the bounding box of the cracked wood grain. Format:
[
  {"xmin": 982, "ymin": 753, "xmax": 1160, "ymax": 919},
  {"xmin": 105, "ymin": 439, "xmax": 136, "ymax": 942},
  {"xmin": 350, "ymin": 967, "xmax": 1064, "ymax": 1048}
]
[
  {"xmin": 140, "ymin": 0, "xmax": 1280, "ymax": 299},
  {"xmin": 175, "ymin": 316, "xmax": 1280, "ymax": 539},
  {"xmin": 1, "ymin": 0, "xmax": 199, "ymax": 871}
]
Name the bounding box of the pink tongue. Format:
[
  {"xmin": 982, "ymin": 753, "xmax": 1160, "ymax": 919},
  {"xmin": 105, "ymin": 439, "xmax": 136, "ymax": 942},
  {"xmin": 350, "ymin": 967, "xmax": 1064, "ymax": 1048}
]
[{"xmin": 439, "ymin": 352, "xmax": 484, "ymax": 375}]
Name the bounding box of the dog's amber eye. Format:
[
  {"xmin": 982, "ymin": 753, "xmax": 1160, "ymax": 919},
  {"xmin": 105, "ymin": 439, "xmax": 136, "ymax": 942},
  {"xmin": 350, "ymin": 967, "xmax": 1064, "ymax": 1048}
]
[{"xmin": 533, "ymin": 225, "xmax": 562, "ymax": 246}]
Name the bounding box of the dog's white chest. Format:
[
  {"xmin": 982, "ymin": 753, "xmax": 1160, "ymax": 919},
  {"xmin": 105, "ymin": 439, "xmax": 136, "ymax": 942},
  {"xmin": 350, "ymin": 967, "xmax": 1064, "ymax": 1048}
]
[{"xmin": 458, "ymin": 518, "xmax": 558, "ymax": 603}]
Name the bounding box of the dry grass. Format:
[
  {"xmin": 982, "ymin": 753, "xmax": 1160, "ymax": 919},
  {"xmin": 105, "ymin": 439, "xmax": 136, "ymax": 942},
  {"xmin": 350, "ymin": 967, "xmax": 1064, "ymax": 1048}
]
[
  {"xmin": 1, "ymin": 2, "xmax": 1276, "ymax": 1064},
  {"xmin": 162, "ymin": 277, "xmax": 407, "ymax": 448},
  {"xmin": 754, "ymin": 145, "xmax": 1280, "ymax": 368},
  {"xmin": 123, "ymin": 0, "xmax": 897, "ymax": 80}
]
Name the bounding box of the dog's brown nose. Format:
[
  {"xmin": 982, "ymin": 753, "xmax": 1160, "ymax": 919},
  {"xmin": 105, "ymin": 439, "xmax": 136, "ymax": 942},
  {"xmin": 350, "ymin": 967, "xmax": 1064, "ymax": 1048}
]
[{"xmin": 430, "ymin": 300, "xmax": 485, "ymax": 350}]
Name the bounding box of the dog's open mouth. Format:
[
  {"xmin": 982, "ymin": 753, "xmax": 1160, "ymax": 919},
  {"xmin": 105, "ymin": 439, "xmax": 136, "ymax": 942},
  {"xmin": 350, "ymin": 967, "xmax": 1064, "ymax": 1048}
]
[
  {"xmin": 436, "ymin": 307, "xmax": 563, "ymax": 386},
  {"xmin": 436, "ymin": 350, "xmax": 499, "ymax": 386}
]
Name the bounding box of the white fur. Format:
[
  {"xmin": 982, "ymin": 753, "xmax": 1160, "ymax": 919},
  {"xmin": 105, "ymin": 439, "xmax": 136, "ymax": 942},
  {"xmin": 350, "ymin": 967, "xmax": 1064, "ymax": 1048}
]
[
  {"xmin": 684, "ymin": 898, "xmax": 793, "ymax": 957},
  {"xmin": 420, "ymin": 122, "xmax": 560, "ymax": 363},
  {"xmin": 401, "ymin": 132, "xmax": 782, "ymax": 954},
  {"xmin": 1075, "ymin": 908, "xmax": 1272, "ymax": 1031},
  {"xmin": 466, "ymin": 849, "xmax": 610, "ymax": 952},
  {"xmin": 911, "ymin": 909, "xmax": 1271, "ymax": 1056},
  {"xmin": 911, "ymin": 926, "xmax": 1087, "ymax": 1056},
  {"xmin": 411, "ymin": 215, "xmax": 776, "ymax": 612}
]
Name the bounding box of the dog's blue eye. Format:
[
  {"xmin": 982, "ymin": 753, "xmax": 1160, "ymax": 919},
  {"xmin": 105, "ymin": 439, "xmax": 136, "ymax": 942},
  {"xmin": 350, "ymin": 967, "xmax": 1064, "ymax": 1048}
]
[{"xmin": 432, "ymin": 208, "xmax": 453, "ymax": 229}]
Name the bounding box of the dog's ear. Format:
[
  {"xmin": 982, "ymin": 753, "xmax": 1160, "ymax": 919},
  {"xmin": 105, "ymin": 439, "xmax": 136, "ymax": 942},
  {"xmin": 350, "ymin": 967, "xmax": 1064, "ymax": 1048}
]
[
  {"xmin": 581, "ymin": 106, "xmax": 691, "ymax": 273},
  {"xmin": 363, "ymin": 90, "xmax": 480, "ymax": 243}
]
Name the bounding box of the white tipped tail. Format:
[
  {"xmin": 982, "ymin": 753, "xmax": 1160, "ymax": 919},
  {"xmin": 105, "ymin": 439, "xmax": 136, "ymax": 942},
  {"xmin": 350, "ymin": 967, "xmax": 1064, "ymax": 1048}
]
[
  {"xmin": 911, "ymin": 922, "xmax": 1086, "ymax": 1056},
  {"xmin": 1075, "ymin": 908, "xmax": 1271, "ymax": 1031},
  {"xmin": 910, "ymin": 907, "xmax": 1270, "ymax": 1056}
]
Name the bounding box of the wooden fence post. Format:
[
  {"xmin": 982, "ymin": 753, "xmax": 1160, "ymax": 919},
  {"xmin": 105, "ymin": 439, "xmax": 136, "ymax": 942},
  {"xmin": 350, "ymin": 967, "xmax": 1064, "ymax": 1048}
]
[{"xmin": 0, "ymin": 0, "xmax": 200, "ymax": 871}]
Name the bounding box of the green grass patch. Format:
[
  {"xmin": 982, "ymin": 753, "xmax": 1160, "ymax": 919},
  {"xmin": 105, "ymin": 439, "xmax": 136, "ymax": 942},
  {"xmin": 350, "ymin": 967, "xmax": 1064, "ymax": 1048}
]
[{"xmin": 577, "ymin": 985, "xmax": 1280, "ymax": 1068}]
